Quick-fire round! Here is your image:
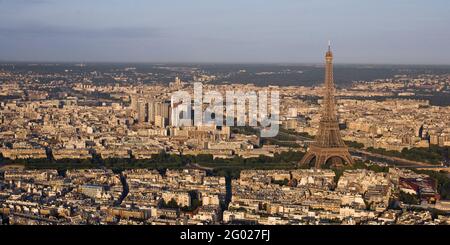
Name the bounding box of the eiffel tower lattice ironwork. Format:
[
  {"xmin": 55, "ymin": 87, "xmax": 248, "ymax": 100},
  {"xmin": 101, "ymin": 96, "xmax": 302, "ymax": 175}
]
[{"xmin": 299, "ymin": 42, "xmax": 354, "ymax": 168}]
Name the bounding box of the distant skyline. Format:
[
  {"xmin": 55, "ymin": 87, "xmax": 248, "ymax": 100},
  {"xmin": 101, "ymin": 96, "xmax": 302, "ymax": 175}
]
[{"xmin": 1, "ymin": 0, "xmax": 450, "ymax": 64}]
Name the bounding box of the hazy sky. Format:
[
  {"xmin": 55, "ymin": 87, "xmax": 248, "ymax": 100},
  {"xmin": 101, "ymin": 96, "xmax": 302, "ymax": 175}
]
[{"xmin": 0, "ymin": 0, "xmax": 449, "ymax": 64}]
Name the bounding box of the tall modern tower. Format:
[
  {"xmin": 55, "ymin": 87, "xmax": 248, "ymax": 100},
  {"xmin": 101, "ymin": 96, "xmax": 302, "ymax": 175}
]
[{"xmin": 299, "ymin": 42, "xmax": 354, "ymax": 168}]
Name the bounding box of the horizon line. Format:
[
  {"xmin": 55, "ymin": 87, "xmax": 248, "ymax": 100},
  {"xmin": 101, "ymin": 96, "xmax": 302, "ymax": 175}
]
[{"xmin": 1, "ymin": 60, "xmax": 450, "ymax": 66}]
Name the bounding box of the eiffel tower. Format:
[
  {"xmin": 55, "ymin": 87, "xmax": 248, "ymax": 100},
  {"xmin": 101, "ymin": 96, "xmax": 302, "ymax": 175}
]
[{"xmin": 299, "ymin": 42, "xmax": 354, "ymax": 168}]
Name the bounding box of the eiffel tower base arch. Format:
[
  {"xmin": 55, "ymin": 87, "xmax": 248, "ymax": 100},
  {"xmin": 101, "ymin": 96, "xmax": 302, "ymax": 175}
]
[{"xmin": 299, "ymin": 145, "xmax": 354, "ymax": 169}]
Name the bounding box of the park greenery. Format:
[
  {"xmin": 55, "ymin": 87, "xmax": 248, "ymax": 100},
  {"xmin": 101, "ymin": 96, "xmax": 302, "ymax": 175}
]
[
  {"xmin": 0, "ymin": 151, "xmax": 303, "ymax": 179},
  {"xmin": 366, "ymin": 146, "xmax": 449, "ymax": 165}
]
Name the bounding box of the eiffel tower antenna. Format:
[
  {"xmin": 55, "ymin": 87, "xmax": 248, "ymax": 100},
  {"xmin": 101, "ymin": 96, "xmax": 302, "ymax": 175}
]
[{"xmin": 299, "ymin": 43, "xmax": 354, "ymax": 168}]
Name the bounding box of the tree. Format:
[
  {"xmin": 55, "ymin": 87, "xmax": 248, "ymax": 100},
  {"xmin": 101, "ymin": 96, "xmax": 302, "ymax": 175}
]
[
  {"xmin": 345, "ymin": 141, "xmax": 364, "ymax": 149},
  {"xmin": 195, "ymin": 154, "xmax": 213, "ymax": 163},
  {"xmin": 399, "ymin": 192, "xmax": 420, "ymax": 205},
  {"xmin": 166, "ymin": 198, "xmax": 179, "ymax": 208},
  {"xmin": 272, "ymin": 178, "xmax": 289, "ymax": 186}
]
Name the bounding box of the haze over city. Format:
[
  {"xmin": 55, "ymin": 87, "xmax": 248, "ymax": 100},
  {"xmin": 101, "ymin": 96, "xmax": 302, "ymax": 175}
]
[{"xmin": 1, "ymin": 0, "xmax": 450, "ymax": 64}]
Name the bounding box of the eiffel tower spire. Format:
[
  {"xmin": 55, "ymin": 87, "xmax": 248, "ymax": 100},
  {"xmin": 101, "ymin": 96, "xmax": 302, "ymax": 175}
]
[{"xmin": 299, "ymin": 43, "xmax": 354, "ymax": 168}]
